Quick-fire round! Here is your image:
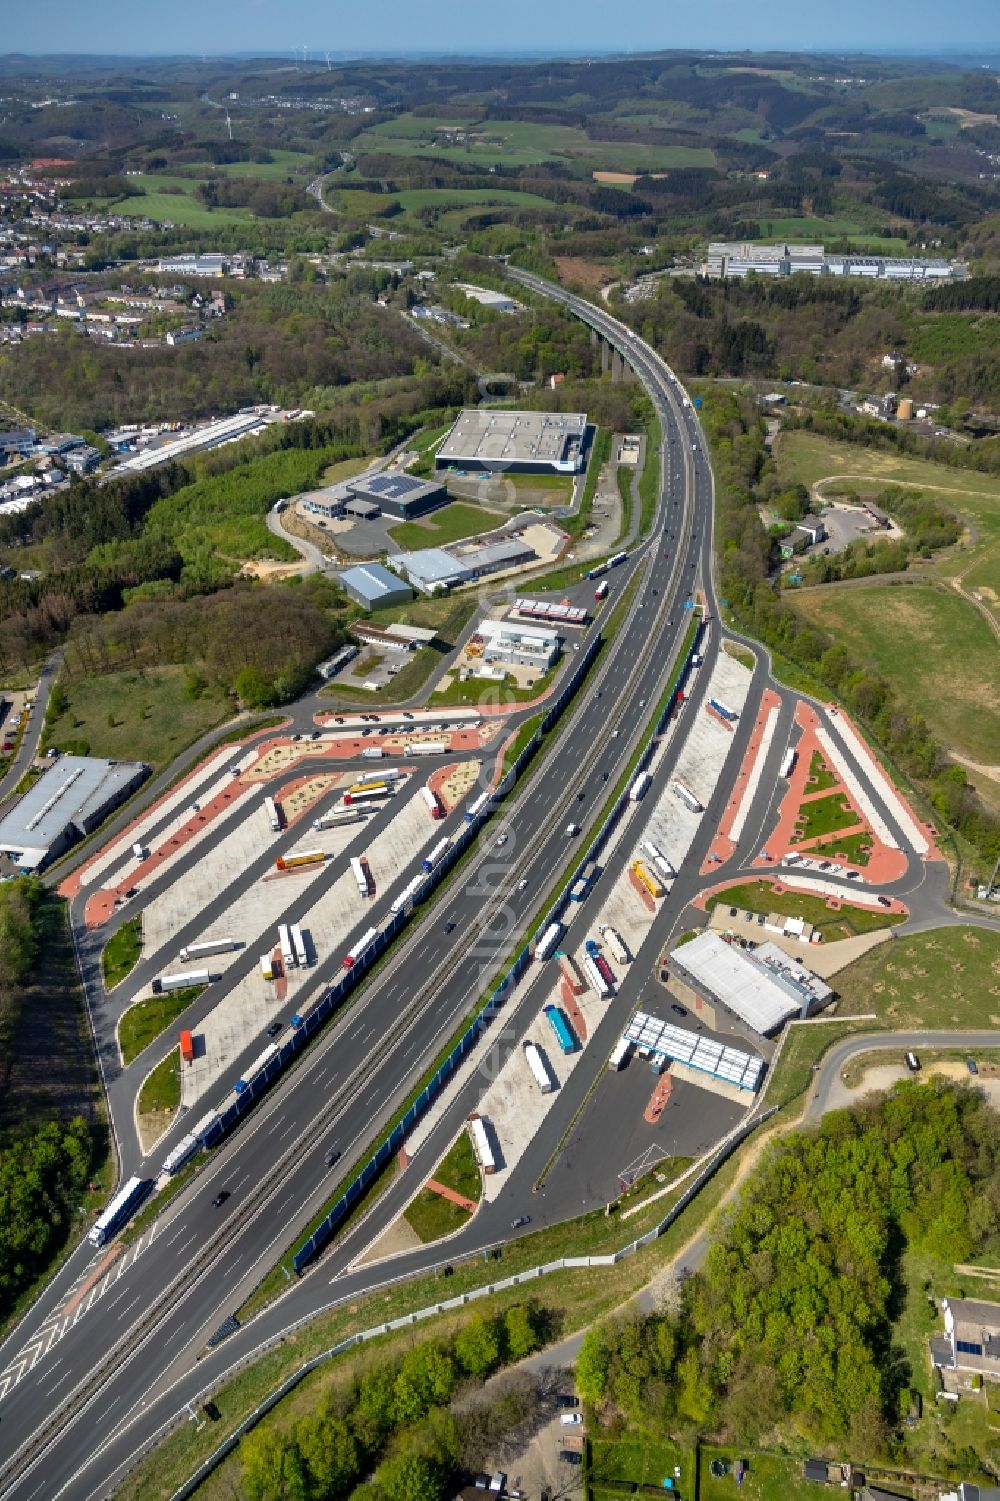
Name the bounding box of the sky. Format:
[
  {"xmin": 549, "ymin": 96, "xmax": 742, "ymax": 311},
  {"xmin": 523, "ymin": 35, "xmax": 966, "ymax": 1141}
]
[{"xmin": 6, "ymin": 0, "xmax": 1000, "ymax": 58}]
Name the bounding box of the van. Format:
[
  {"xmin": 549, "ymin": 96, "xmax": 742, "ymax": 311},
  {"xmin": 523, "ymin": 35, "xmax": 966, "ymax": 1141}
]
[{"xmin": 905, "ymin": 1052, "xmax": 920, "ymax": 1073}]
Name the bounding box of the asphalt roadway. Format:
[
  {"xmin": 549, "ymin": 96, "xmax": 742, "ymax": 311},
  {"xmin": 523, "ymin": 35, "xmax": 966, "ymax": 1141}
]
[
  {"xmin": 0, "ymin": 290, "xmax": 723, "ymax": 1500},
  {"xmin": 0, "ymin": 278, "xmax": 978, "ymax": 1500}
]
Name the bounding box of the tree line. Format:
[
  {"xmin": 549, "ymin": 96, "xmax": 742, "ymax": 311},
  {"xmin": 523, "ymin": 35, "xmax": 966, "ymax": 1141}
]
[{"xmin": 239, "ymin": 1303, "xmax": 545, "ymax": 1501}]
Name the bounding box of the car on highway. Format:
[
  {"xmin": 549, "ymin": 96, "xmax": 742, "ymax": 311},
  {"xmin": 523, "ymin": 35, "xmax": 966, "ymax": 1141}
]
[
  {"xmin": 517, "ymin": 878, "xmax": 529, "ymax": 891},
  {"xmin": 443, "ymin": 921, "xmax": 456, "ymax": 934},
  {"xmin": 495, "ymin": 834, "xmax": 508, "ymax": 847},
  {"xmin": 212, "ymin": 1190, "xmax": 231, "ymax": 1208},
  {"xmin": 266, "ymin": 1022, "xmax": 283, "ymax": 1038},
  {"xmin": 324, "ymin": 1146, "xmax": 341, "ymax": 1166},
  {"xmin": 511, "ymin": 1215, "xmax": 531, "ymax": 1228}
]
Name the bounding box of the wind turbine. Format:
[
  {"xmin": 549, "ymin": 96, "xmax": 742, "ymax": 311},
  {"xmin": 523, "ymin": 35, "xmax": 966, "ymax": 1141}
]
[
  {"xmin": 325, "ymin": 52, "xmax": 332, "ymax": 70},
  {"xmin": 225, "ymin": 111, "xmax": 233, "ymax": 141}
]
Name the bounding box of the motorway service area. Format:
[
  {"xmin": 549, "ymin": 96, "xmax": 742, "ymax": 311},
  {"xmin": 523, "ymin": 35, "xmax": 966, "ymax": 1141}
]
[{"xmin": 0, "ymin": 267, "xmax": 956, "ymax": 1501}]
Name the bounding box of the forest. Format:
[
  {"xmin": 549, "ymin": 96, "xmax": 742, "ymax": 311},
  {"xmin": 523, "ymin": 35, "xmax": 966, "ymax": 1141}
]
[
  {"xmin": 577, "ymin": 1081, "xmax": 1000, "ymax": 1465},
  {"xmin": 237, "ymin": 1303, "xmax": 546, "ymax": 1501}
]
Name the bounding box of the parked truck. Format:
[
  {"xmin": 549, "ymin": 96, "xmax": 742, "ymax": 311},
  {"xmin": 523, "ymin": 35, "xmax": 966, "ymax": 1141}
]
[
  {"xmin": 601, "ymin": 926, "xmax": 629, "ymax": 965},
  {"xmin": 629, "ymin": 770, "xmax": 651, "ymax": 802},
  {"xmin": 179, "ymin": 937, "xmax": 235, "ymax": 963},
  {"xmin": 469, "ymin": 1116, "xmax": 497, "ymax": 1175},
  {"xmin": 523, "ymin": 1040, "xmax": 554, "ymax": 1093},
  {"xmin": 594, "ymin": 579, "xmax": 609, "ymax": 601},
  {"xmin": 420, "ymin": 785, "xmax": 444, "ymax": 820},
  {"xmin": 544, "ymin": 1004, "xmax": 577, "ymax": 1055},
  {"xmin": 151, "ymin": 968, "xmax": 211, "ymax": 994},
  {"xmin": 670, "ymin": 778, "xmax": 702, "ymax": 814},
  {"xmin": 275, "ymin": 848, "xmax": 325, "ymax": 870},
  {"xmin": 535, "ymin": 921, "xmax": 563, "ymax": 961}
]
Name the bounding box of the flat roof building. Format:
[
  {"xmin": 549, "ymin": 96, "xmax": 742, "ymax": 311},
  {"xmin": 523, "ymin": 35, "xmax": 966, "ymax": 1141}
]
[
  {"xmin": 436, "ymin": 409, "xmax": 588, "ymax": 475},
  {"xmin": 705, "ymin": 240, "xmax": 964, "ymax": 283},
  {"xmin": 337, "ymin": 562, "xmax": 413, "ymax": 611},
  {"xmin": 0, "ymin": 754, "xmax": 148, "ymax": 870},
  {"xmin": 389, "ymin": 534, "xmax": 537, "ymax": 594},
  {"xmin": 470, "ymin": 617, "xmax": 561, "ymax": 670},
  {"xmin": 303, "ymin": 472, "xmax": 447, "ymax": 522},
  {"xmin": 346, "ymin": 472, "xmax": 448, "ymax": 519},
  {"xmin": 667, "ymin": 930, "xmax": 832, "ymax": 1037}
]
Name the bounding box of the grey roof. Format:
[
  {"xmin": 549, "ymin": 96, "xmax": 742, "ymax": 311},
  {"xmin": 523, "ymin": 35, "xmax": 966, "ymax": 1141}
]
[
  {"xmin": 348, "ymin": 472, "xmax": 444, "ymax": 504},
  {"xmin": 438, "ymin": 409, "xmax": 586, "ymax": 468},
  {"xmin": 338, "ymin": 562, "xmax": 411, "ymax": 603},
  {"xmin": 950, "ymin": 1298, "xmax": 1000, "ymax": 1332},
  {"xmin": 0, "ymin": 755, "xmax": 147, "ymax": 857},
  {"xmin": 668, "ymin": 930, "xmax": 815, "ymax": 1035},
  {"xmin": 456, "ymin": 537, "xmax": 534, "ymax": 570},
  {"xmin": 390, "ymin": 548, "xmax": 465, "ymax": 585}
]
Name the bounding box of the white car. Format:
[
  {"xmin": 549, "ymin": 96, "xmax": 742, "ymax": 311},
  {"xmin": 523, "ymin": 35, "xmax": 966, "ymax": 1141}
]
[
  {"xmin": 496, "ymin": 835, "xmax": 508, "ymax": 847},
  {"xmin": 560, "ymin": 1413, "xmax": 583, "ymax": 1426}
]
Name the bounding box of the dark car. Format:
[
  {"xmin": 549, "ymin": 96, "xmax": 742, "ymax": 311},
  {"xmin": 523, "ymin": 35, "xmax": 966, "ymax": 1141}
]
[
  {"xmin": 560, "ymin": 1452, "xmax": 582, "ymax": 1467},
  {"xmin": 967, "ymin": 1058, "xmax": 979, "ymax": 1076},
  {"xmin": 511, "ymin": 1215, "xmax": 531, "ymax": 1229},
  {"xmin": 266, "ymin": 1021, "xmax": 283, "ymax": 1038},
  {"xmin": 556, "ymin": 1394, "xmax": 580, "ymax": 1409},
  {"xmin": 443, "ymin": 921, "xmax": 456, "ymax": 935},
  {"xmin": 670, "ymin": 1003, "xmax": 687, "ymax": 1018},
  {"xmin": 324, "ymin": 1146, "xmax": 341, "ymax": 1167},
  {"xmin": 212, "ymin": 1190, "xmax": 231, "ymax": 1208}
]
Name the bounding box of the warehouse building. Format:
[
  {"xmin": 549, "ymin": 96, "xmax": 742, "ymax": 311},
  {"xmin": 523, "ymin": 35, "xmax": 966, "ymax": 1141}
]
[
  {"xmin": 0, "ymin": 755, "xmax": 149, "ymax": 871},
  {"xmin": 667, "ymin": 930, "xmax": 832, "ymax": 1037},
  {"xmin": 346, "ymin": 473, "xmax": 448, "ymax": 519},
  {"xmin": 303, "ymin": 473, "xmax": 447, "ymax": 522},
  {"xmin": 704, "ymin": 241, "xmax": 963, "ymax": 283},
  {"xmin": 470, "ymin": 618, "xmax": 561, "ymax": 670},
  {"xmin": 337, "ymin": 562, "xmax": 413, "ymax": 611},
  {"xmin": 436, "ymin": 409, "xmax": 588, "ymax": 475},
  {"xmin": 389, "ymin": 535, "xmax": 537, "ymax": 594}
]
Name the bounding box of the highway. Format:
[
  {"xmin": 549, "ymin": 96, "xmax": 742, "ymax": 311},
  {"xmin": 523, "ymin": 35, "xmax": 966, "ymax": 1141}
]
[{"xmin": 0, "ymin": 278, "xmax": 723, "ymax": 1501}]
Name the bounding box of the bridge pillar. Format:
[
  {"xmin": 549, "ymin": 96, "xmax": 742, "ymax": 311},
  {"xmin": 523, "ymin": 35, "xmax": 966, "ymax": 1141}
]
[
  {"xmin": 612, "ymin": 348, "xmax": 624, "ymax": 382},
  {"xmin": 600, "ymin": 338, "xmax": 609, "ymax": 375}
]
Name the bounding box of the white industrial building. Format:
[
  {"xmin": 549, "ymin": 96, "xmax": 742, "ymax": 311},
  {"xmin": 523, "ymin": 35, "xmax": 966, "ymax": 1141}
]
[
  {"xmin": 471, "ymin": 618, "xmax": 561, "ymax": 670},
  {"xmin": 667, "ymin": 929, "xmax": 832, "ymax": 1037},
  {"xmin": 0, "ymin": 755, "xmax": 148, "ymax": 870},
  {"xmin": 455, "ymin": 283, "xmax": 523, "ymax": 312},
  {"xmin": 388, "ymin": 535, "xmax": 537, "ymax": 594},
  {"xmin": 704, "ymin": 241, "xmax": 963, "ymax": 283},
  {"xmin": 436, "ymin": 409, "xmax": 588, "ymax": 475}
]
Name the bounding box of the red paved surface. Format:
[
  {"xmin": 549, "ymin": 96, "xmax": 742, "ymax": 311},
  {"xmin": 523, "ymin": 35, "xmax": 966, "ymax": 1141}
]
[
  {"xmin": 644, "ymin": 1071, "xmax": 673, "ymax": 1124},
  {"xmin": 62, "ymin": 1243, "xmax": 122, "ymax": 1317},
  {"xmin": 628, "ymin": 866, "xmax": 657, "ymax": 912},
  {"xmin": 751, "ymin": 700, "xmax": 909, "ymax": 884},
  {"xmin": 704, "ymin": 702, "xmax": 734, "ymax": 733},
  {"xmin": 59, "ymin": 716, "xmax": 292, "ymax": 900},
  {"xmin": 423, "ymin": 1177, "xmax": 478, "ymax": 1214},
  {"xmin": 273, "ymin": 948, "xmax": 287, "ymax": 1003},
  {"xmin": 701, "ymin": 688, "xmax": 781, "ymax": 874},
  {"xmin": 83, "ymin": 776, "xmax": 259, "ymax": 930},
  {"xmin": 558, "ymin": 978, "xmax": 588, "ymax": 1042},
  {"xmin": 428, "ymin": 763, "xmax": 461, "ymax": 814}
]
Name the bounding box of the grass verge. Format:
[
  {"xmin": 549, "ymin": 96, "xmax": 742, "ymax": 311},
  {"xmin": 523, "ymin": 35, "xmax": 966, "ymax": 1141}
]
[
  {"xmin": 137, "ymin": 1050, "xmax": 180, "ymax": 1117},
  {"xmin": 706, "ymin": 879, "xmax": 904, "ymax": 940},
  {"xmin": 101, "ymin": 915, "xmax": 142, "ymax": 991},
  {"xmin": 403, "ymin": 1129, "xmax": 481, "ymax": 1242},
  {"xmin": 118, "ymin": 987, "xmax": 205, "ymax": 1066}
]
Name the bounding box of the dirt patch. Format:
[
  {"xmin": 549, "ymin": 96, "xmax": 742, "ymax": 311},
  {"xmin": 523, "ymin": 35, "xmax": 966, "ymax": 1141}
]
[
  {"xmin": 240, "ymin": 559, "xmax": 309, "ymax": 581},
  {"xmin": 553, "ymin": 254, "xmax": 617, "ymax": 289}
]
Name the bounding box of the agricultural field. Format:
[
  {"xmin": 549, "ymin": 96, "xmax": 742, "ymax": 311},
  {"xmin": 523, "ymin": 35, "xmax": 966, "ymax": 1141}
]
[
  {"xmin": 792, "ymin": 583, "xmax": 1000, "ymax": 768},
  {"xmin": 353, "ymin": 113, "xmax": 716, "ymax": 173},
  {"xmin": 110, "ymin": 186, "xmax": 253, "ymax": 227}
]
